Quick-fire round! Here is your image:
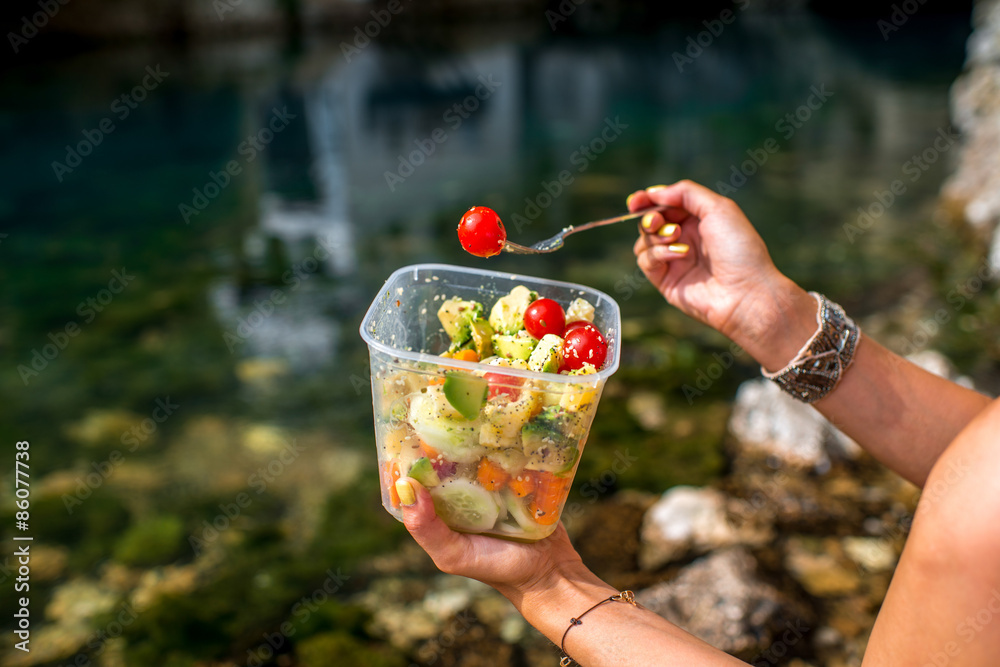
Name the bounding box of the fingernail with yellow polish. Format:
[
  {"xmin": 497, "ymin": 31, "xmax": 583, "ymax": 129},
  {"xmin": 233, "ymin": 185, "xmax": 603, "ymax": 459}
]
[
  {"xmin": 626, "ymin": 193, "xmax": 637, "ymax": 208},
  {"xmin": 667, "ymin": 243, "xmax": 690, "ymax": 254},
  {"xmin": 657, "ymin": 224, "xmax": 679, "ymax": 237},
  {"xmin": 395, "ymin": 479, "xmax": 416, "ymax": 506},
  {"xmin": 641, "ymin": 212, "xmax": 656, "ymax": 229},
  {"xmin": 647, "ymin": 184, "xmax": 669, "ymax": 192}
]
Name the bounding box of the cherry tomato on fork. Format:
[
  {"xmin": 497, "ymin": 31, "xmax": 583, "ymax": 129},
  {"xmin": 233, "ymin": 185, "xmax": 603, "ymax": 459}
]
[{"xmin": 458, "ymin": 207, "xmax": 506, "ymax": 258}]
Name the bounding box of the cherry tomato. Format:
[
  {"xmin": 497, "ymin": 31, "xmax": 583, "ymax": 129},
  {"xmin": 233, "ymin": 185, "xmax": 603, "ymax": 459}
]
[
  {"xmin": 561, "ymin": 324, "xmax": 608, "ymax": 371},
  {"xmin": 523, "ymin": 298, "xmax": 566, "ymax": 339},
  {"xmin": 458, "ymin": 206, "xmax": 506, "ymax": 258},
  {"xmin": 564, "ymin": 320, "xmax": 592, "ymax": 335},
  {"xmin": 484, "ymin": 371, "xmax": 523, "ymax": 401}
]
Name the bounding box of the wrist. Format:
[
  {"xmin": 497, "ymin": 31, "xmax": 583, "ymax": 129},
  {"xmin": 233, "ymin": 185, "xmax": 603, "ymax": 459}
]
[
  {"xmin": 496, "ymin": 560, "xmax": 615, "ymax": 644},
  {"xmin": 726, "ymin": 275, "xmax": 819, "ymax": 373}
]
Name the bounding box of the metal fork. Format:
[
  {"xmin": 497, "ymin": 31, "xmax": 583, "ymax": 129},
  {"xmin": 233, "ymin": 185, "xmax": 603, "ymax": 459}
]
[{"xmin": 502, "ymin": 205, "xmax": 674, "ymax": 254}]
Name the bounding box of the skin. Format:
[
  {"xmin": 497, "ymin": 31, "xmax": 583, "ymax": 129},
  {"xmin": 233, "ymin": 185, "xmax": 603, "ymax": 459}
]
[{"xmin": 400, "ymin": 180, "xmax": 999, "ymax": 666}]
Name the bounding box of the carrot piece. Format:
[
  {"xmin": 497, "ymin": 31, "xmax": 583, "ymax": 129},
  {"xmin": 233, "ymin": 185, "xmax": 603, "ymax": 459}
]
[
  {"xmin": 453, "ymin": 349, "xmax": 480, "ymax": 363},
  {"xmin": 383, "ymin": 460, "xmax": 402, "ymax": 508},
  {"xmin": 508, "ymin": 471, "xmax": 536, "ymax": 498},
  {"xmin": 529, "ymin": 472, "xmax": 570, "ymax": 525},
  {"xmin": 418, "ymin": 440, "xmax": 441, "ymax": 460},
  {"xmin": 476, "ymin": 458, "xmax": 510, "ymax": 491}
]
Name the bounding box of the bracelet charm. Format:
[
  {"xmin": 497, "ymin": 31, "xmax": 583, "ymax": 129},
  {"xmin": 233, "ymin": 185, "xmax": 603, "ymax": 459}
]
[{"xmin": 761, "ymin": 292, "xmax": 860, "ymax": 403}]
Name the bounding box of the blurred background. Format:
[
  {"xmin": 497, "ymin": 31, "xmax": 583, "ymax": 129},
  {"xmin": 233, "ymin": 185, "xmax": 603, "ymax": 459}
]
[{"xmin": 3, "ymin": 1, "xmax": 1000, "ymax": 665}]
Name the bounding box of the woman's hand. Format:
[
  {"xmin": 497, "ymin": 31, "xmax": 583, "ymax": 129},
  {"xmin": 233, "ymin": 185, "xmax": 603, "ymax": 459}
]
[
  {"xmin": 629, "ymin": 180, "xmax": 816, "ymax": 371},
  {"xmin": 397, "ymin": 478, "xmax": 586, "ymax": 598}
]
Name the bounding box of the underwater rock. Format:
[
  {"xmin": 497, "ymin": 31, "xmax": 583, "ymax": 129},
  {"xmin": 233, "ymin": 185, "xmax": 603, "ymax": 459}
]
[
  {"xmin": 842, "ymin": 537, "xmax": 898, "ymax": 573},
  {"xmin": 46, "ymin": 579, "xmax": 118, "ymax": 622},
  {"xmin": 626, "ymin": 390, "xmax": 669, "ymax": 430},
  {"xmin": 944, "ymin": 0, "xmax": 1000, "ymax": 258},
  {"xmin": 65, "ymin": 409, "xmax": 146, "ymax": 448},
  {"xmin": 784, "ymin": 536, "xmax": 862, "ymax": 597},
  {"xmin": 637, "ymin": 547, "xmax": 802, "ymax": 656},
  {"xmin": 639, "ymin": 486, "xmax": 771, "ymax": 570},
  {"xmin": 31, "ymin": 545, "xmax": 69, "ymax": 583},
  {"xmin": 729, "ymin": 379, "xmax": 860, "ymax": 472},
  {"xmin": 130, "ymin": 565, "xmax": 202, "ymax": 612}
]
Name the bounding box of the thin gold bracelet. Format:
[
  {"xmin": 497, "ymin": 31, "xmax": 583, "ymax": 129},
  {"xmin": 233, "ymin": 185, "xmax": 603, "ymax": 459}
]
[{"xmin": 559, "ymin": 590, "xmax": 637, "ymax": 666}]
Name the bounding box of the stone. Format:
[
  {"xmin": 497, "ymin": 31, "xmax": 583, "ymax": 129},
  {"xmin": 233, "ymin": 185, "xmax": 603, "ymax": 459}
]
[
  {"xmin": 637, "ymin": 547, "xmax": 803, "ymax": 656},
  {"xmin": 639, "ymin": 486, "xmax": 769, "ymax": 570},
  {"xmin": 130, "ymin": 565, "xmax": 201, "ymax": 612},
  {"xmin": 4, "ymin": 623, "xmax": 92, "ymax": 667},
  {"xmin": 45, "ymin": 579, "xmax": 118, "ymax": 622},
  {"xmin": 842, "ymin": 537, "xmax": 898, "ymax": 573},
  {"xmin": 65, "ymin": 409, "xmax": 145, "ymax": 448},
  {"xmin": 729, "ymin": 379, "xmax": 860, "ymax": 472},
  {"xmin": 31, "ymin": 545, "xmax": 68, "ymax": 583},
  {"xmin": 944, "ymin": 0, "xmax": 1000, "ymax": 255},
  {"xmin": 626, "ymin": 390, "xmax": 668, "ymax": 430},
  {"xmin": 785, "ymin": 537, "xmax": 862, "ymax": 597},
  {"xmin": 235, "ymin": 357, "xmax": 289, "ymax": 386}
]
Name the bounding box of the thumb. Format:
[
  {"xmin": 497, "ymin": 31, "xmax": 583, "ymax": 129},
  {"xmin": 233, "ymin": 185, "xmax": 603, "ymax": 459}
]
[{"xmin": 398, "ymin": 478, "xmax": 463, "ymax": 557}]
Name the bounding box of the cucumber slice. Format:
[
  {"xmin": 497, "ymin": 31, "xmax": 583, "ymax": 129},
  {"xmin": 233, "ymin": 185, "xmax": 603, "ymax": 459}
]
[
  {"xmin": 408, "ymin": 457, "xmax": 441, "ymax": 487},
  {"xmin": 443, "ymin": 372, "xmax": 488, "ymax": 420},
  {"xmin": 430, "ymin": 480, "xmax": 501, "ymax": 532},
  {"xmin": 408, "ymin": 392, "xmax": 483, "ymax": 464},
  {"xmin": 501, "ymin": 489, "xmax": 543, "ymax": 535},
  {"xmin": 485, "ymin": 448, "xmax": 528, "ymax": 474}
]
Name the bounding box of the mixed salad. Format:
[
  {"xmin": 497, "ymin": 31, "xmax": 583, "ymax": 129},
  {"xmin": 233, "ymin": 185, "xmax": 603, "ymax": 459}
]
[{"xmin": 374, "ymin": 285, "xmax": 610, "ymax": 540}]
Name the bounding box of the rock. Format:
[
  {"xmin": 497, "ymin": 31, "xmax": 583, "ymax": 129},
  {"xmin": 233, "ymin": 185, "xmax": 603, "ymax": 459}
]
[
  {"xmin": 639, "ymin": 487, "xmax": 770, "ymax": 570},
  {"xmin": 636, "ymin": 548, "xmax": 803, "ymax": 656},
  {"xmin": 784, "ymin": 537, "xmax": 862, "ymax": 597},
  {"xmin": 729, "ymin": 379, "xmax": 860, "ymax": 472},
  {"xmin": 4, "ymin": 622, "xmax": 92, "ymax": 667},
  {"xmin": 130, "ymin": 565, "xmax": 202, "ymax": 612},
  {"xmin": 357, "ymin": 575, "xmax": 501, "ymax": 651},
  {"xmin": 728, "ymin": 464, "xmax": 861, "ymax": 530},
  {"xmin": 842, "ymin": 537, "xmax": 898, "ymax": 573},
  {"xmin": 235, "ymin": 357, "xmax": 290, "ymax": 386},
  {"xmin": 46, "ymin": 579, "xmax": 118, "ymax": 622},
  {"xmin": 31, "ymin": 545, "xmax": 69, "ymax": 583},
  {"xmin": 365, "ymin": 604, "xmax": 440, "ymax": 650},
  {"xmin": 241, "ymin": 423, "xmax": 291, "ymax": 455},
  {"xmin": 626, "ymin": 390, "xmax": 668, "ymax": 430},
  {"xmin": 572, "ymin": 493, "xmax": 652, "ymax": 576},
  {"xmin": 64, "ymin": 409, "xmax": 145, "ymax": 448},
  {"xmin": 944, "ymin": 0, "xmax": 1000, "ymax": 254}
]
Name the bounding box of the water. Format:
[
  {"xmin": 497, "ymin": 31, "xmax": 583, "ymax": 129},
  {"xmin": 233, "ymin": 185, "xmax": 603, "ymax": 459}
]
[{"xmin": 0, "ymin": 11, "xmax": 981, "ymax": 666}]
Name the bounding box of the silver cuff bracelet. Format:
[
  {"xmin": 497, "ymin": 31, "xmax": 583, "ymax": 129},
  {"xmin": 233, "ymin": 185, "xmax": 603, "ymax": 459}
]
[{"xmin": 761, "ymin": 292, "xmax": 860, "ymax": 403}]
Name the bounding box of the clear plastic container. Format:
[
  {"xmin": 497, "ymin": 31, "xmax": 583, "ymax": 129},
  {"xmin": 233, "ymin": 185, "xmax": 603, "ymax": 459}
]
[{"xmin": 360, "ymin": 263, "xmax": 622, "ymax": 541}]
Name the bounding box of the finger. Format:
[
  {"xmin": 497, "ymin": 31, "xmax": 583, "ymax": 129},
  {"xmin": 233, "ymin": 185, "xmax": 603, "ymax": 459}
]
[
  {"xmin": 645, "ymin": 180, "xmax": 727, "ymax": 220},
  {"xmin": 399, "ymin": 478, "xmax": 465, "ymax": 561},
  {"xmin": 649, "ymin": 243, "xmax": 692, "ymax": 262},
  {"xmin": 626, "ymin": 190, "xmax": 651, "ymax": 212},
  {"xmin": 635, "ymin": 244, "xmax": 668, "ymax": 287},
  {"xmin": 638, "ymin": 210, "xmax": 682, "ymax": 240}
]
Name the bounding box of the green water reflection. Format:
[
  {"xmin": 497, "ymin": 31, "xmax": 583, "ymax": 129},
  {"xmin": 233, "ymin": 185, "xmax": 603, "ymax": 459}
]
[{"xmin": 1, "ymin": 12, "xmax": 991, "ymax": 666}]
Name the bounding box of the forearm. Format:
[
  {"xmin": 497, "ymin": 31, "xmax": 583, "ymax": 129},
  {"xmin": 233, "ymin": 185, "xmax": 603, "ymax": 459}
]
[
  {"xmin": 496, "ymin": 562, "xmax": 745, "ymax": 666},
  {"xmin": 732, "ymin": 276, "xmax": 991, "ymax": 487}
]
